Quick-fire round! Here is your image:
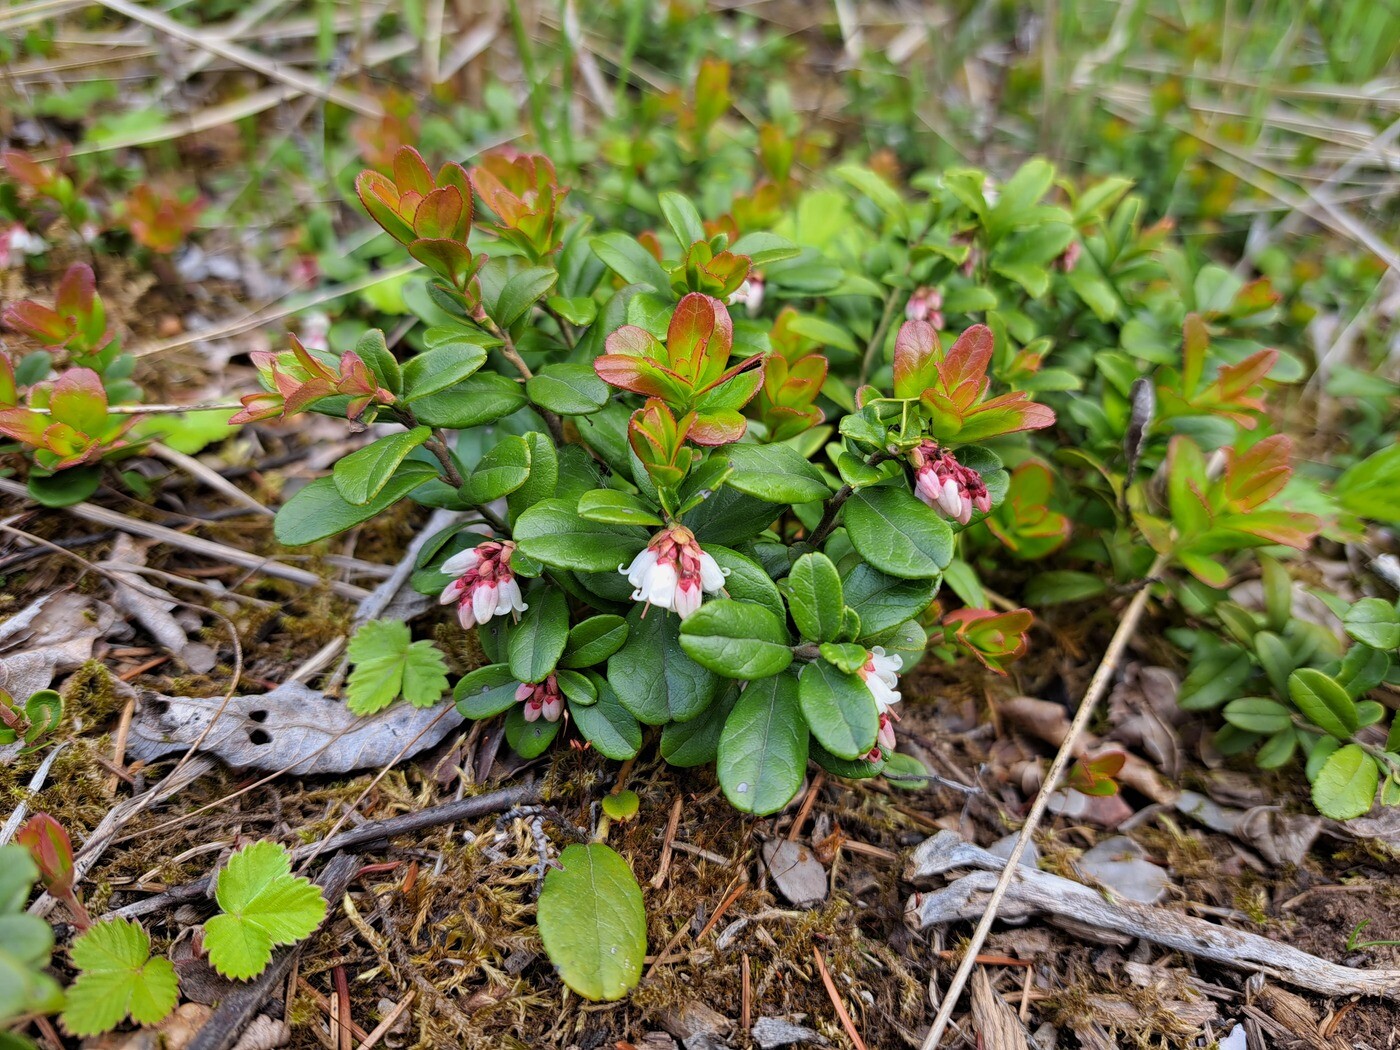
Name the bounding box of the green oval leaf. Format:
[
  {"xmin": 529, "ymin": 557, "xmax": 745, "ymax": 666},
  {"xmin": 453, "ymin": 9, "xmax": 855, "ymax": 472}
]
[
  {"xmin": 331, "ymin": 428, "xmax": 431, "ymax": 506},
  {"xmin": 783, "ymin": 552, "xmax": 844, "ymax": 643},
  {"xmin": 1289, "ymin": 668, "xmax": 1359, "ymax": 739},
  {"xmin": 844, "ymin": 486, "xmax": 953, "ymax": 580},
  {"xmin": 1222, "ymin": 697, "xmax": 1292, "ymax": 735},
  {"xmin": 572, "ymin": 675, "xmax": 643, "ymax": 760},
  {"xmin": 275, "ymin": 463, "xmax": 437, "ymax": 546},
  {"xmin": 400, "ymin": 341, "xmax": 488, "ymax": 401},
  {"xmin": 561, "ymin": 615, "xmax": 630, "ymax": 669},
  {"xmin": 504, "ymin": 704, "xmax": 560, "ymax": 757},
  {"xmin": 460, "ymin": 434, "xmax": 532, "ymax": 505},
  {"xmin": 1311, "ymin": 743, "xmax": 1379, "ymax": 819},
  {"xmin": 515, "ymin": 498, "xmax": 648, "ymax": 572},
  {"xmin": 724, "ymin": 443, "xmax": 831, "ymax": 504},
  {"xmin": 537, "ymin": 843, "xmax": 647, "ymax": 1001},
  {"xmin": 798, "ymin": 659, "xmax": 878, "ymax": 760},
  {"xmin": 678, "ymin": 599, "xmax": 794, "ymax": 680},
  {"xmin": 507, "ymin": 587, "xmax": 569, "ymax": 684},
  {"xmin": 609, "ymin": 607, "xmax": 719, "ymax": 724},
  {"xmin": 527, "ymin": 362, "xmax": 610, "ymax": 416},
  {"xmin": 453, "ymin": 664, "xmax": 521, "ymax": 718},
  {"xmin": 716, "ymin": 672, "xmax": 808, "ymax": 815}
]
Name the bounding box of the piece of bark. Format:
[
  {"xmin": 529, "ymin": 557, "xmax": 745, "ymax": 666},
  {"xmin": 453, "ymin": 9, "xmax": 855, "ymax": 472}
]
[
  {"xmin": 971, "ymin": 968, "xmax": 1032, "ymax": 1049},
  {"xmin": 904, "ymin": 832, "xmax": 1400, "ymax": 1000},
  {"xmin": 751, "ymin": 1017, "xmax": 828, "ymax": 1048}
]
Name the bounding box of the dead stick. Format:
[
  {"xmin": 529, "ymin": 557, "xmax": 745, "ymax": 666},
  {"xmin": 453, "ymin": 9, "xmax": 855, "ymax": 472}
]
[
  {"xmin": 909, "ymin": 866, "xmax": 1400, "ymax": 1000},
  {"xmin": 188, "ymin": 853, "xmax": 360, "ymax": 1050},
  {"xmin": 650, "ymin": 795, "xmax": 683, "ymax": 890},
  {"xmin": 920, "ymin": 552, "xmax": 1169, "ymax": 1049},
  {"xmin": 112, "ymin": 781, "xmax": 539, "ymax": 919},
  {"xmin": 353, "ymin": 991, "xmax": 414, "ymax": 1050}
]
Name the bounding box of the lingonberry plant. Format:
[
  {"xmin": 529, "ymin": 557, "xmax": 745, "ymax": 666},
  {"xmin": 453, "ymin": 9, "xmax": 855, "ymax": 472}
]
[{"xmin": 250, "ymin": 145, "xmax": 1054, "ymax": 816}]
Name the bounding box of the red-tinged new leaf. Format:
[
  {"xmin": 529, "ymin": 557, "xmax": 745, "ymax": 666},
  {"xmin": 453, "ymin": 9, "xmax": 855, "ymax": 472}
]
[
  {"xmin": 666, "ymin": 293, "xmax": 722, "ymax": 387},
  {"xmin": 1226, "ymin": 277, "xmax": 1279, "ymax": 319},
  {"xmin": 604, "ymin": 325, "xmax": 665, "ymax": 361},
  {"xmin": 0, "ymin": 408, "xmax": 49, "ymax": 446},
  {"xmin": 594, "ymin": 355, "xmax": 690, "ymax": 402},
  {"xmin": 1224, "ymin": 435, "xmax": 1292, "ymax": 511},
  {"xmin": 1223, "ymin": 510, "xmax": 1321, "ymax": 550},
  {"xmin": 938, "ymin": 323, "xmax": 995, "ymax": 395},
  {"xmin": 944, "ymin": 607, "xmax": 1033, "ymax": 673},
  {"xmin": 3, "ymin": 149, "xmax": 53, "ymax": 190},
  {"xmin": 391, "ymin": 146, "xmax": 434, "ymax": 198},
  {"xmin": 892, "ymin": 320, "xmax": 940, "ymax": 400},
  {"xmin": 55, "ymin": 264, "xmax": 96, "ymax": 322},
  {"xmin": 952, "ymin": 393, "xmax": 1056, "ymax": 444},
  {"xmin": 689, "ymin": 410, "xmax": 748, "ymax": 446},
  {"xmin": 228, "ymin": 391, "xmax": 284, "ymax": 425},
  {"xmin": 356, "ymin": 171, "xmax": 416, "ymax": 243},
  {"xmin": 48, "ymin": 369, "xmax": 108, "ymax": 436},
  {"xmin": 411, "ymin": 186, "xmax": 465, "ymax": 241},
  {"xmin": 785, "ymin": 353, "xmax": 827, "ymax": 390},
  {"xmin": 1212, "ymin": 348, "xmax": 1278, "ymax": 401},
  {"xmin": 435, "ymin": 162, "xmax": 472, "ymax": 215},
  {"xmin": 4, "ymin": 301, "xmax": 70, "ymax": 344},
  {"xmin": 693, "ymin": 57, "xmax": 732, "ymax": 134},
  {"xmin": 1180, "ymin": 313, "xmax": 1209, "ymax": 393},
  {"xmin": 17, "ymin": 813, "xmax": 75, "ymax": 894},
  {"xmin": 765, "ymin": 404, "xmax": 824, "ymax": 443},
  {"xmin": 698, "ymin": 353, "xmax": 765, "ymax": 402},
  {"xmin": 0, "ymin": 354, "xmax": 17, "ymax": 407}
]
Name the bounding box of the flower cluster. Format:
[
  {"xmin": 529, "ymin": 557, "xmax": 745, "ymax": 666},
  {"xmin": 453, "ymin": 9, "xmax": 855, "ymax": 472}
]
[
  {"xmin": 859, "ymin": 647, "xmax": 903, "ymax": 759},
  {"xmin": 904, "ymin": 285, "xmax": 943, "ymax": 327},
  {"xmin": 438, "ymin": 540, "xmax": 528, "ymax": 629},
  {"xmin": 622, "ymin": 524, "xmax": 727, "ymax": 618},
  {"xmin": 515, "ymin": 675, "xmax": 564, "ymax": 723},
  {"xmin": 909, "ymin": 441, "xmax": 990, "ymax": 525}
]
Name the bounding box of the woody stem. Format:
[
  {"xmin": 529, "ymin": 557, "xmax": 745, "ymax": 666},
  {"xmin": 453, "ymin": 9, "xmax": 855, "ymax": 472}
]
[
  {"xmin": 483, "ymin": 317, "xmax": 567, "ymax": 445},
  {"xmin": 805, "ymin": 450, "xmax": 895, "ymax": 550},
  {"xmin": 423, "ymin": 432, "xmax": 464, "ymax": 488}
]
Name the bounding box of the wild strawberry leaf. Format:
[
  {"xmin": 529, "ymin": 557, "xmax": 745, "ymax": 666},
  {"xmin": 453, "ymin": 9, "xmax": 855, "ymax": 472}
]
[
  {"xmin": 205, "ymin": 842, "xmax": 328, "ymax": 981},
  {"xmin": 61, "ymin": 918, "xmax": 178, "ymax": 1036},
  {"xmin": 346, "ymin": 621, "xmax": 449, "ymax": 716}
]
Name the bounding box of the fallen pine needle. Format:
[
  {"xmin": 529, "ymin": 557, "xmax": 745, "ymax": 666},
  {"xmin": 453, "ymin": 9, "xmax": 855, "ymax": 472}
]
[{"xmin": 813, "ymin": 946, "xmax": 869, "ymax": 1050}]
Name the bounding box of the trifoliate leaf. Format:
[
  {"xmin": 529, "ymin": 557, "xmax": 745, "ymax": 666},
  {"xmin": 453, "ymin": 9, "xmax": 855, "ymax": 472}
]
[
  {"xmin": 346, "ymin": 621, "xmax": 450, "ymax": 715},
  {"xmin": 205, "ymin": 842, "xmax": 328, "ymax": 981},
  {"xmin": 61, "ymin": 918, "xmax": 178, "ymax": 1036}
]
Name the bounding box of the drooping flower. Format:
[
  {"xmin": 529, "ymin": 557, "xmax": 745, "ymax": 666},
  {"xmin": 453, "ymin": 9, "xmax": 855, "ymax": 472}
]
[
  {"xmin": 0, "ymin": 224, "xmax": 46, "ymax": 270},
  {"xmin": 729, "ymin": 273, "xmax": 765, "ymax": 317},
  {"xmin": 1056, "ymin": 240, "xmax": 1082, "ymax": 273},
  {"xmin": 515, "ymin": 675, "xmax": 564, "ymax": 723},
  {"xmin": 859, "ymin": 646, "xmax": 902, "ymax": 760},
  {"xmin": 909, "ymin": 441, "xmax": 990, "ymax": 525},
  {"xmin": 621, "ymin": 524, "xmax": 727, "ymax": 618},
  {"xmin": 904, "ymin": 285, "xmax": 943, "ymax": 327},
  {"xmin": 439, "ymin": 540, "xmax": 527, "ymax": 630}
]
